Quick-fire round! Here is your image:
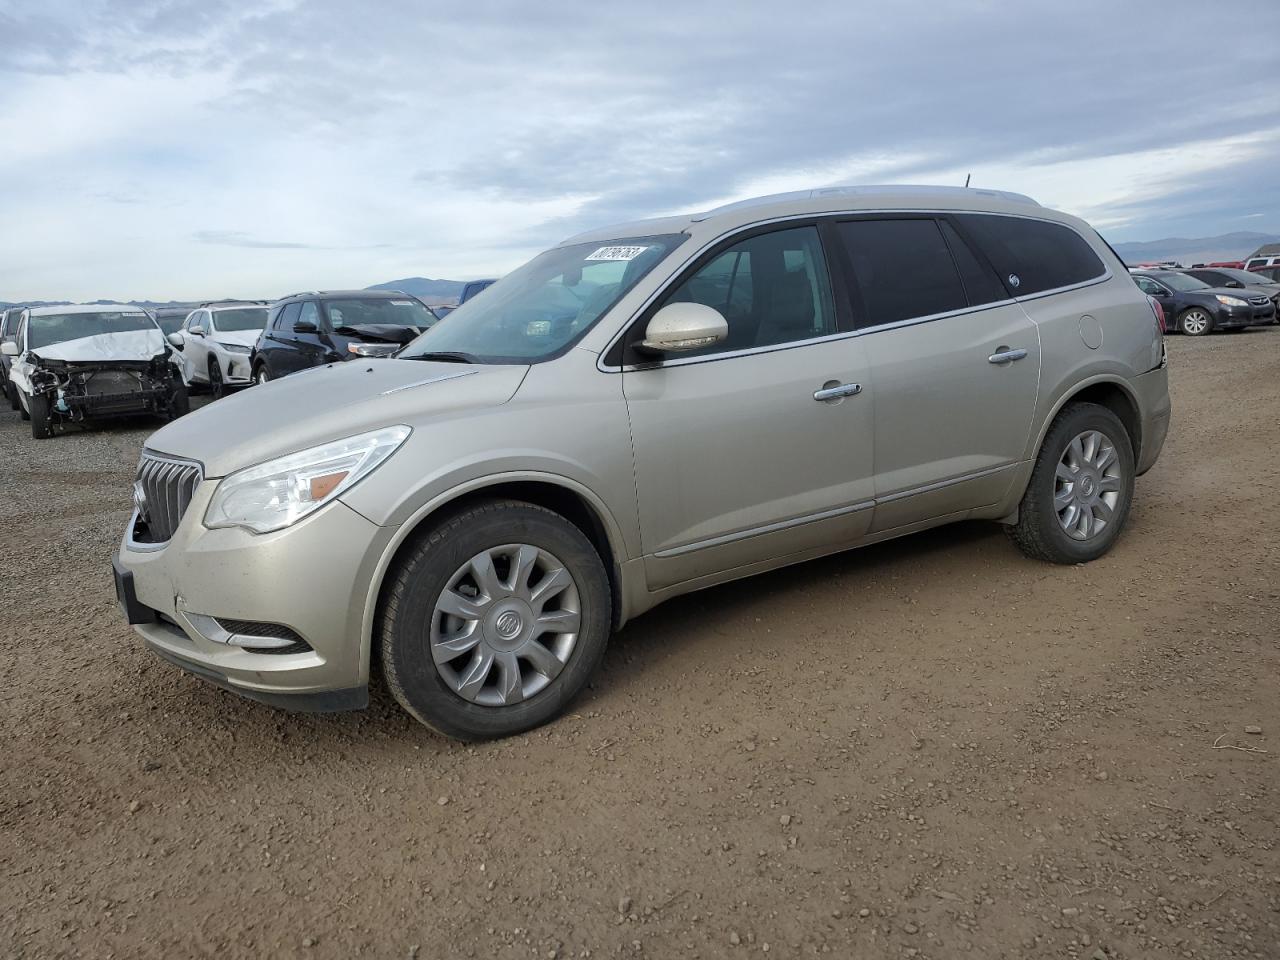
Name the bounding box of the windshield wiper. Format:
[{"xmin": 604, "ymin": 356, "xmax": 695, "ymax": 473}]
[{"xmin": 404, "ymin": 351, "xmax": 479, "ymax": 364}]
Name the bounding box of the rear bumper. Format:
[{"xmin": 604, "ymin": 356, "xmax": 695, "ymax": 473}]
[{"xmin": 1133, "ymin": 365, "xmax": 1171, "ymax": 476}]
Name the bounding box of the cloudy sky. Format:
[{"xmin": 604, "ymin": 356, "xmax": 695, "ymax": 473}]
[{"xmin": 2, "ymin": 0, "xmax": 1279, "ymax": 302}]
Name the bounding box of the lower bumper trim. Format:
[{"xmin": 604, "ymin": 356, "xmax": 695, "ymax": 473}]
[{"xmin": 145, "ymin": 642, "xmax": 369, "ymax": 713}]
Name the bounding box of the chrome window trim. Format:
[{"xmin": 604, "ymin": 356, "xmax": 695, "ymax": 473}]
[{"xmin": 596, "ymin": 208, "xmax": 1111, "ymax": 374}]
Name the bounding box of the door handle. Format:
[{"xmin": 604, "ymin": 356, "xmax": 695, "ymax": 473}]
[
  {"xmin": 988, "ymin": 347, "xmax": 1028, "ymax": 364},
  {"xmin": 813, "ymin": 381, "xmax": 862, "ymax": 402}
]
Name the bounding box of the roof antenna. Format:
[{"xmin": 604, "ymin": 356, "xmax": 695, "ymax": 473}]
[{"xmin": 964, "ymin": 173, "xmax": 971, "ymax": 188}]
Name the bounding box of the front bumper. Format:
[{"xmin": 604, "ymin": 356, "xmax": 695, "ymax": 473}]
[
  {"xmin": 222, "ymin": 353, "xmax": 253, "ymax": 385},
  {"xmin": 1216, "ymin": 305, "xmax": 1265, "ymax": 329},
  {"xmin": 114, "ymin": 480, "xmax": 398, "ymax": 708},
  {"xmin": 64, "ymin": 386, "xmax": 172, "ymax": 417}
]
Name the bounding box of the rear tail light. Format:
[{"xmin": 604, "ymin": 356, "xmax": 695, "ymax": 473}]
[{"xmin": 1146, "ymin": 295, "xmax": 1165, "ymax": 335}]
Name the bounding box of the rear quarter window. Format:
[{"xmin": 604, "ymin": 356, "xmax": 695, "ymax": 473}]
[{"xmin": 956, "ymin": 214, "xmax": 1107, "ymax": 297}]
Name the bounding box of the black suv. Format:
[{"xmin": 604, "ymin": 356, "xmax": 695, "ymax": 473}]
[{"xmin": 251, "ymin": 290, "xmax": 440, "ymax": 383}]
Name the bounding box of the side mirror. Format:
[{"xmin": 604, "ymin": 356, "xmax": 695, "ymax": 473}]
[
  {"xmin": 1226, "ymin": 280, "xmax": 1244, "ymax": 288},
  {"xmin": 637, "ymin": 302, "xmax": 728, "ymax": 355},
  {"xmin": 293, "ymin": 321, "xmax": 319, "ymax": 334},
  {"xmin": 0, "ymin": 341, "xmax": 18, "ymax": 357},
  {"xmin": 166, "ymin": 332, "xmax": 185, "ymax": 349},
  {"xmin": 189, "ymin": 324, "xmax": 206, "ymax": 336}
]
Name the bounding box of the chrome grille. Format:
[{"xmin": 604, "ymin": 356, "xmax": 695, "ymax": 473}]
[
  {"xmin": 1249, "ymin": 295, "xmax": 1269, "ymax": 305},
  {"xmin": 133, "ymin": 451, "xmax": 203, "ymax": 544}
]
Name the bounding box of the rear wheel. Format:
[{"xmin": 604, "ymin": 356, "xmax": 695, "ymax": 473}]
[
  {"xmin": 208, "ymin": 357, "xmax": 226, "ymax": 400},
  {"xmin": 29, "ymin": 392, "xmax": 53, "ymax": 439},
  {"xmin": 380, "ymin": 500, "xmax": 612, "ymax": 741},
  {"xmin": 1007, "ymin": 402, "xmax": 1135, "ymax": 564},
  {"xmin": 1177, "ymin": 308, "xmax": 1213, "ymax": 336},
  {"xmin": 168, "ymin": 382, "xmax": 190, "ymax": 420}
]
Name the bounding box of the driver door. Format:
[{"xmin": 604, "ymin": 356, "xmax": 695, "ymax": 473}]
[{"xmin": 622, "ymin": 223, "xmax": 876, "ymax": 591}]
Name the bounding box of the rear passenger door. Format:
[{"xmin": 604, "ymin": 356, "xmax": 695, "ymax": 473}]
[
  {"xmin": 832, "ymin": 216, "xmax": 1041, "ymax": 532},
  {"xmin": 260, "ymin": 302, "xmax": 303, "ymax": 375}
]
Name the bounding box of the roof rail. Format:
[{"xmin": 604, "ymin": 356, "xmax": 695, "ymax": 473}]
[{"xmin": 693, "ymin": 184, "xmax": 1041, "ymax": 221}]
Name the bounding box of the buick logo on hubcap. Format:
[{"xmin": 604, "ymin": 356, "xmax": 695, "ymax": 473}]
[{"xmin": 494, "ymin": 611, "xmax": 523, "ymax": 639}]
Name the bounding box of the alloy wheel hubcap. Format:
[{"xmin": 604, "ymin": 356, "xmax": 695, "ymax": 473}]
[
  {"xmin": 1055, "ymin": 429, "xmax": 1122, "ymax": 541},
  {"xmin": 1183, "ymin": 311, "xmax": 1208, "ymax": 334},
  {"xmin": 430, "ymin": 544, "xmax": 581, "ymax": 706}
]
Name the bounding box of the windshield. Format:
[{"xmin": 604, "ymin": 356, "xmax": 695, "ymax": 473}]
[
  {"xmin": 324, "ymin": 298, "xmax": 437, "ymax": 330},
  {"xmin": 399, "ymin": 234, "xmax": 686, "ymax": 363},
  {"xmin": 1159, "ymin": 273, "xmax": 1209, "ymax": 292},
  {"xmin": 215, "ymin": 307, "xmax": 269, "ymax": 331},
  {"xmin": 28, "ymin": 312, "xmax": 157, "ymax": 349},
  {"xmin": 1216, "ymin": 268, "xmax": 1274, "ymax": 285}
]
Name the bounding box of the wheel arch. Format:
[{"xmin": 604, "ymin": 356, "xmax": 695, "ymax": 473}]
[
  {"xmin": 359, "ymin": 473, "xmax": 631, "ymax": 683},
  {"xmin": 1033, "ymin": 375, "xmax": 1142, "ymax": 464}
]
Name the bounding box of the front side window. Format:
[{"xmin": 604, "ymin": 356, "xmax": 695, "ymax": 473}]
[
  {"xmin": 955, "ymin": 214, "xmax": 1107, "ymax": 296},
  {"xmin": 400, "ymin": 234, "xmax": 686, "ymax": 363},
  {"xmin": 278, "ymin": 302, "xmax": 303, "ymax": 330},
  {"xmin": 838, "ymin": 218, "xmax": 969, "ymax": 327},
  {"xmin": 28, "ymin": 311, "xmax": 157, "ymax": 350},
  {"xmin": 651, "ymin": 225, "xmax": 835, "ymax": 356},
  {"xmin": 1134, "ymin": 276, "xmax": 1164, "ymax": 296}
]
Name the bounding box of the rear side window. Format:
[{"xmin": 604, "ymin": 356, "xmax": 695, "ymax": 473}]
[
  {"xmin": 939, "ymin": 219, "xmax": 1008, "ymax": 306},
  {"xmin": 955, "ymin": 214, "xmax": 1106, "ymax": 296},
  {"xmin": 277, "ymin": 302, "xmax": 302, "ymax": 330},
  {"xmin": 837, "ymin": 218, "xmax": 968, "ymax": 327}
]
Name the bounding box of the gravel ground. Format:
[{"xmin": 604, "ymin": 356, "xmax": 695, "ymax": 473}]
[{"xmin": 2, "ymin": 331, "xmax": 1279, "ymax": 960}]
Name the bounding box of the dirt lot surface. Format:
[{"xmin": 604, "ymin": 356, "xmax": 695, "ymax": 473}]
[{"xmin": 3, "ymin": 331, "xmax": 1279, "ymax": 960}]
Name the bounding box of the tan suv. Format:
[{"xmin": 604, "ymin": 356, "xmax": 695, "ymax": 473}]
[{"xmin": 113, "ymin": 185, "xmax": 1171, "ymax": 740}]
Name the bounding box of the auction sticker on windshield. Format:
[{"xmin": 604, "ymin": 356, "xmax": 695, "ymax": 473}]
[{"xmin": 585, "ymin": 245, "xmax": 650, "ymax": 261}]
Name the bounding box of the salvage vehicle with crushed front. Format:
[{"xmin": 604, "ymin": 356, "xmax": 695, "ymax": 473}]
[{"xmin": 3, "ymin": 304, "xmax": 189, "ymax": 439}]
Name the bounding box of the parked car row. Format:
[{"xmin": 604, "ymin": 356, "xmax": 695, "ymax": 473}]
[
  {"xmin": 109, "ymin": 185, "xmax": 1173, "ymax": 741},
  {"xmin": 1130, "ymin": 266, "xmax": 1278, "ymax": 336}
]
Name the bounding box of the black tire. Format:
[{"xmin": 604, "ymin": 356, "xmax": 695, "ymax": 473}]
[
  {"xmin": 380, "ymin": 500, "xmax": 612, "ymax": 741},
  {"xmin": 252, "ymin": 362, "xmax": 270, "ymax": 385},
  {"xmin": 18, "ymin": 390, "xmax": 30, "ymax": 421},
  {"xmin": 208, "ymin": 357, "xmax": 225, "ymax": 400},
  {"xmin": 1007, "ymin": 402, "xmax": 1135, "ymax": 564},
  {"xmin": 5, "ymin": 381, "xmax": 16, "ymax": 411},
  {"xmin": 168, "ymin": 382, "xmax": 190, "ymax": 420},
  {"xmin": 29, "ymin": 391, "xmax": 54, "ymax": 439},
  {"xmin": 1176, "ymin": 307, "xmax": 1214, "ymax": 336}
]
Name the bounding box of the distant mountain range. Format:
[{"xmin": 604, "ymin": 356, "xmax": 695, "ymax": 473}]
[
  {"xmin": 1111, "ymin": 231, "xmax": 1280, "ymax": 266},
  {"xmin": 364, "ymin": 277, "xmax": 469, "ymax": 303}
]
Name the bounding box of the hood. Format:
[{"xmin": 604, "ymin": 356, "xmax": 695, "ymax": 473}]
[
  {"xmin": 209, "ymin": 328, "xmax": 262, "ymax": 348},
  {"xmin": 146, "ymin": 358, "xmax": 529, "ymax": 477},
  {"xmin": 334, "ymin": 323, "xmax": 420, "ymax": 344},
  {"xmin": 32, "ymin": 328, "xmax": 168, "ymax": 363}
]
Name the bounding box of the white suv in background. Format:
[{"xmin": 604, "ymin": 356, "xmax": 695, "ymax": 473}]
[{"xmin": 172, "ymin": 301, "xmax": 270, "ymax": 399}]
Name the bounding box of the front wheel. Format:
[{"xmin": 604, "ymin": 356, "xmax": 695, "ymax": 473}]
[
  {"xmin": 1007, "ymin": 402, "xmax": 1135, "ymax": 564},
  {"xmin": 252, "ymin": 362, "xmax": 270, "ymax": 385},
  {"xmin": 380, "ymin": 500, "xmax": 612, "ymax": 741},
  {"xmin": 208, "ymin": 357, "xmax": 226, "ymax": 400},
  {"xmin": 29, "ymin": 392, "xmax": 54, "ymax": 439},
  {"xmin": 18, "ymin": 389, "xmax": 30, "ymax": 421},
  {"xmin": 1177, "ymin": 308, "xmax": 1213, "ymax": 336},
  {"xmin": 5, "ymin": 381, "xmax": 17, "ymax": 411}
]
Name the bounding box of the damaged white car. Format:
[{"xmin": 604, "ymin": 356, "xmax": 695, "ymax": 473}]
[{"xmin": 3, "ymin": 304, "xmax": 189, "ymax": 439}]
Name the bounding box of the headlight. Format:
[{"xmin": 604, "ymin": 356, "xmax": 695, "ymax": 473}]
[
  {"xmin": 348, "ymin": 342, "xmax": 398, "ymax": 357},
  {"xmin": 1215, "ymin": 295, "xmax": 1248, "ymax": 307},
  {"xmin": 204, "ymin": 426, "xmax": 411, "ymax": 533},
  {"xmin": 218, "ymin": 342, "xmax": 253, "ymax": 354}
]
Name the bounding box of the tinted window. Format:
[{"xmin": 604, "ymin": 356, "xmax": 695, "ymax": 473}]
[
  {"xmin": 955, "ymin": 214, "xmax": 1106, "ymax": 296},
  {"xmin": 297, "ymin": 301, "xmax": 320, "ymax": 329},
  {"xmin": 1133, "ymin": 276, "xmax": 1163, "ymax": 295},
  {"xmin": 838, "ymin": 219, "xmax": 968, "ymax": 327},
  {"xmin": 322, "ymin": 297, "xmax": 435, "ymax": 330},
  {"xmin": 1184, "ymin": 270, "xmax": 1229, "ymax": 287},
  {"xmin": 656, "ymin": 225, "xmax": 835, "ymax": 356},
  {"xmin": 939, "ymin": 219, "xmax": 1007, "ymax": 306},
  {"xmin": 278, "ymin": 302, "xmax": 302, "ymax": 330}
]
